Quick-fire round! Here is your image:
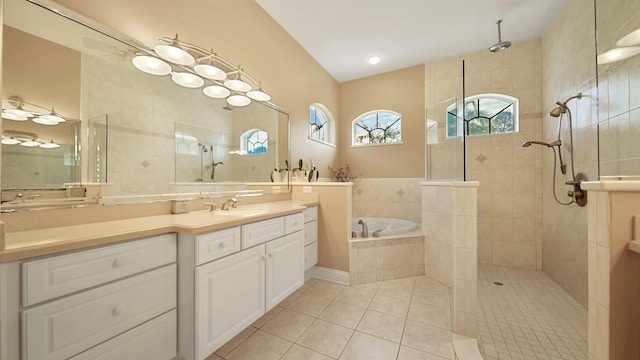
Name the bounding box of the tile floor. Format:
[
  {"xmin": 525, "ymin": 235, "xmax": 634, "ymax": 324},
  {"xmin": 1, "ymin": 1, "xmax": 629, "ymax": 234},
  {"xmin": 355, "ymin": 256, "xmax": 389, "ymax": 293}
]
[
  {"xmin": 206, "ymin": 275, "xmax": 454, "ymax": 360},
  {"xmin": 477, "ymin": 264, "xmax": 588, "ymax": 360}
]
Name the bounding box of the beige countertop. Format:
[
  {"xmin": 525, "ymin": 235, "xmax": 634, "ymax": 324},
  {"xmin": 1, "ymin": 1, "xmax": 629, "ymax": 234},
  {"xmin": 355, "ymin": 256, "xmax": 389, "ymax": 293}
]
[{"xmin": 0, "ymin": 200, "xmax": 317, "ymax": 262}]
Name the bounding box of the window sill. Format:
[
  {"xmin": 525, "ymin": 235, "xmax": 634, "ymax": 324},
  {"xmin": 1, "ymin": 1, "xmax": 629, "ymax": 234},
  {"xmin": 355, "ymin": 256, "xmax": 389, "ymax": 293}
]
[
  {"xmin": 307, "ymin": 137, "xmax": 336, "ymax": 148},
  {"xmin": 351, "ymin": 141, "xmax": 404, "ymax": 148}
]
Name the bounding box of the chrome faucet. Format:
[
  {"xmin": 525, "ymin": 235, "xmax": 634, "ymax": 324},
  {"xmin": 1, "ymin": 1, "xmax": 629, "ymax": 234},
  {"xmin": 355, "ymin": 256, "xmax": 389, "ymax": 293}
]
[
  {"xmin": 357, "ymin": 219, "xmax": 368, "ymax": 238},
  {"xmin": 221, "ymin": 198, "xmax": 237, "ymax": 210},
  {"xmin": 373, "ymin": 229, "xmax": 383, "ymax": 238}
]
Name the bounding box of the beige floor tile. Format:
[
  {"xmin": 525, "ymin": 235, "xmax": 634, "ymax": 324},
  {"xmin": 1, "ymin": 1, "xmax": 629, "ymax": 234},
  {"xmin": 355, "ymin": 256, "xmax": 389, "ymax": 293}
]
[
  {"xmin": 287, "ymin": 292, "xmax": 333, "ymax": 317},
  {"xmin": 412, "ymin": 286, "xmax": 450, "ymax": 308},
  {"xmin": 384, "ymin": 276, "xmax": 417, "ymax": 288},
  {"xmin": 262, "ymin": 308, "xmax": 315, "ymax": 342},
  {"xmin": 281, "ymin": 344, "xmax": 334, "ymax": 360},
  {"xmin": 297, "ymin": 319, "xmax": 354, "ymax": 358},
  {"xmin": 376, "ymin": 281, "xmax": 414, "ymax": 299},
  {"xmin": 414, "ymin": 276, "xmax": 449, "ymax": 291},
  {"xmin": 407, "ymin": 302, "xmax": 452, "ymax": 330},
  {"xmin": 339, "ymin": 331, "xmax": 400, "ymax": 360},
  {"xmin": 252, "ymin": 305, "xmax": 284, "ymax": 328},
  {"xmin": 401, "ymin": 321, "xmax": 454, "ymax": 359},
  {"xmin": 356, "ymin": 310, "xmax": 406, "ymax": 343},
  {"xmin": 334, "ymin": 282, "xmax": 381, "ymax": 308},
  {"xmin": 278, "ymin": 289, "xmax": 305, "ymax": 308},
  {"xmin": 306, "ymin": 280, "xmax": 347, "ymax": 299},
  {"xmin": 369, "ymin": 293, "xmax": 411, "ymax": 318},
  {"xmin": 214, "ymin": 326, "xmax": 258, "ymax": 357},
  {"xmin": 226, "ymin": 330, "xmax": 293, "ymax": 360},
  {"xmin": 397, "ymin": 345, "xmax": 449, "ymax": 360},
  {"xmin": 318, "ymin": 300, "xmax": 366, "ymax": 329}
]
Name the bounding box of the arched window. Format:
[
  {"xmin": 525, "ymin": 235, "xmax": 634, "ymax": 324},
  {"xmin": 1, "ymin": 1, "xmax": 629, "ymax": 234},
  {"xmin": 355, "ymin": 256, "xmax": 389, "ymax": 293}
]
[
  {"xmin": 446, "ymin": 94, "xmax": 519, "ymax": 137},
  {"xmin": 240, "ymin": 129, "xmax": 268, "ymax": 154},
  {"xmin": 309, "ymin": 103, "xmax": 335, "ymax": 146},
  {"xmin": 352, "ymin": 110, "xmax": 402, "ymax": 146}
]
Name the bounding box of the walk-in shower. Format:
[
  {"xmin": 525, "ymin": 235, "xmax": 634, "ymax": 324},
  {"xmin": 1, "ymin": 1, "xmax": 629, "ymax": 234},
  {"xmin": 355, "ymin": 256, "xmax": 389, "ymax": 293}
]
[{"xmin": 522, "ymin": 93, "xmax": 588, "ymax": 206}]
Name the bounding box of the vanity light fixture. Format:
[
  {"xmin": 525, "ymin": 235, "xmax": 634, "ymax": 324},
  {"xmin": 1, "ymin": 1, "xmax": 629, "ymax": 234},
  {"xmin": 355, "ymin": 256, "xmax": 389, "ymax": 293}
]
[
  {"xmin": 203, "ymin": 85, "xmax": 231, "ymax": 99},
  {"xmin": 154, "ymin": 34, "xmax": 195, "ymax": 66},
  {"xmin": 194, "ymin": 55, "xmax": 227, "ymax": 80},
  {"xmin": 2, "ymin": 111, "xmax": 28, "ymax": 121},
  {"xmin": 19, "ymin": 139, "xmax": 41, "ymax": 147},
  {"xmin": 132, "ymin": 55, "xmax": 172, "ymax": 76},
  {"xmin": 131, "ymin": 35, "xmax": 271, "ymax": 107},
  {"xmin": 224, "ymin": 70, "xmax": 252, "ymax": 92},
  {"xmin": 171, "ymin": 72, "xmax": 205, "ymax": 88},
  {"xmin": 227, "ymin": 94, "xmax": 251, "ymax": 107},
  {"xmin": 34, "ymin": 109, "xmax": 66, "ymax": 125}
]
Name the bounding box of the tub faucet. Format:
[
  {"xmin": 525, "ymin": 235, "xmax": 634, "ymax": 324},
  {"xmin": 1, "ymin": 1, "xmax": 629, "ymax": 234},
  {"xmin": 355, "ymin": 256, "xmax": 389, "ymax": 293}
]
[
  {"xmin": 357, "ymin": 219, "xmax": 368, "ymax": 238},
  {"xmin": 373, "ymin": 229, "xmax": 383, "ymax": 238}
]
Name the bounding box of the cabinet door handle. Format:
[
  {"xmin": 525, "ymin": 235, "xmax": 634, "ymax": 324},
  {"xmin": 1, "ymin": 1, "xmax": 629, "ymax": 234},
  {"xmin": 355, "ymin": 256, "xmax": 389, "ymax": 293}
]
[
  {"xmin": 267, "ymin": 253, "xmax": 272, "ymax": 259},
  {"xmin": 112, "ymin": 259, "xmax": 122, "ymax": 268},
  {"xmin": 112, "ymin": 306, "xmax": 122, "ymax": 316},
  {"xmin": 261, "ymin": 255, "xmax": 266, "ymax": 261}
]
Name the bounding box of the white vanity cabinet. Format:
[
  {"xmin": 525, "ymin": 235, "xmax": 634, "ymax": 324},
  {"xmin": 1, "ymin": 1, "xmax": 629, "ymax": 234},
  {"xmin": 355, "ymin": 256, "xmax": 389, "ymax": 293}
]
[
  {"xmin": 18, "ymin": 233, "xmax": 178, "ymax": 360},
  {"xmin": 303, "ymin": 206, "xmax": 318, "ymax": 271},
  {"xmin": 178, "ymin": 212, "xmax": 305, "ymax": 360}
]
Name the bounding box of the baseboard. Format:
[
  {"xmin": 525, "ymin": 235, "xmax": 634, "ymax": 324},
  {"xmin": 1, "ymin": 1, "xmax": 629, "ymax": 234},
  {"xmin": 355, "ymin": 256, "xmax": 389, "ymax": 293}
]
[
  {"xmin": 308, "ymin": 266, "xmax": 350, "ymax": 285},
  {"xmin": 452, "ymin": 334, "xmax": 484, "ymax": 360}
]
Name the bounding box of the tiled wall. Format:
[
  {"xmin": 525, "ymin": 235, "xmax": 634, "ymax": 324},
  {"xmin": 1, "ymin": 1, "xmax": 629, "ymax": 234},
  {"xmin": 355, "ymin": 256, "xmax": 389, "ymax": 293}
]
[
  {"xmin": 422, "ymin": 182, "xmax": 478, "ymax": 337},
  {"xmin": 348, "ymin": 236, "xmax": 425, "ymax": 285},
  {"xmin": 540, "ymin": 0, "xmax": 597, "ymax": 307},
  {"xmin": 351, "ymin": 178, "xmax": 423, "ymax": 224},
  {"xmin": 425, "ymin": 40, "xmax": 544, "ymax": 270}
]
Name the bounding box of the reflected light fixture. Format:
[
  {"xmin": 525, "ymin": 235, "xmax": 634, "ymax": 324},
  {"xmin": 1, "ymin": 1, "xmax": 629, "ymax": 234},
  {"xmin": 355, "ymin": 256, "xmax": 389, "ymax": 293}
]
[
  {"xmin": 19, "ymin": 139, "xmax": 41, "ymax": 147},
  {"xmin": 227, "ymin": 94, "xmax": 251, "ymax": 107},
  {"xmin": 1, "ymin": 136, "xmax": 20, "ymax": 145},
  {"xmin": 39, "ymin": 140, "xmax": 61, "ymax": 149},
  {"xmin": 203, "ymin": 85, "xmax": 231, "ymax": 99},
  {"xmin": 2, "ymin": 111, "xmax": 27, "ymax": 121},
  {"xmin": 154, "ymin": 34, "xmax": 195, "ymax": 66},
  {"xmin": 617, "ymin": 28, "xmax": 640, "ymax": 47},
  {"xmin": 132, "ymin": 55, "xmax": 172, "ymax": 76},
  {"xmin": 368, "ymin": 55, "xmax": 382, "ymax": 65},
  {"xmin": 597, "ymin": 46, "xmax": 640, "ymax": 64},
  {"xmin": 34, "ymin": 109, "xmax": 66, "ymax": 125},
  {"xmin": 171, "ymin": 72, "xmax": 205, "ymax": 88}
]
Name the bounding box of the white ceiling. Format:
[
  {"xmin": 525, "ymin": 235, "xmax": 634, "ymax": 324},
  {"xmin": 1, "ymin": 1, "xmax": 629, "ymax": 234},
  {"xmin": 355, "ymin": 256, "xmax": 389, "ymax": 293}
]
[{"xmin": 255, "ymin": 0, "xmax": 566, "ymax": 83}]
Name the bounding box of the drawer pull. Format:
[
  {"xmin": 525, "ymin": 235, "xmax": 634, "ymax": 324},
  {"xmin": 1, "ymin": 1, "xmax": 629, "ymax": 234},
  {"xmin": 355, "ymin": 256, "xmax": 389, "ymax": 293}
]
[
  {"xmin": 218, "ymin": 243, "xmax": 225, "ymax": 249},
  {"xmin": 111, "ymin": 306, "xmax": 122, "ymax": 316},
  {"xmin": 112, "ymin": 259, "xmax": 122, "ymax": 268}
]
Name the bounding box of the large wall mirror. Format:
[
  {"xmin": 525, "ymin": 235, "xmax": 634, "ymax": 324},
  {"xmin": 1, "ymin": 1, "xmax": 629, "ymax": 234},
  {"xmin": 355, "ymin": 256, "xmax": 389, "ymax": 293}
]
[{"xmin": 1, "ymin": 0, "xmax": 290, "ymax": 207}]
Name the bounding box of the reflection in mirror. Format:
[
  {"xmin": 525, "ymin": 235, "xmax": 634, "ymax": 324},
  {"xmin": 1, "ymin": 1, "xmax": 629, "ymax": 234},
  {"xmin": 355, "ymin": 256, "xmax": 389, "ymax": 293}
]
[
  {"xmin": 2, "ymin": 0, "xmax": 290, "ymax": 205},
  {"xmin": 595, "ymin": 0, "xmax": 640, "ymax": 176}
]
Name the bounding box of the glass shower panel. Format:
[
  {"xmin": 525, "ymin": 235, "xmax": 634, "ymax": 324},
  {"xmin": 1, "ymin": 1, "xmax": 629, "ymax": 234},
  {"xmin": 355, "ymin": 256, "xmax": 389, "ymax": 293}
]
[
  {"xmin": 595, "ymin": 0, "xmax": 640, "ymax": 177},
  {"xmin": 87, "ymin": 114, "xmax": 108, "ymax": 183},
  {"xmin": 425, "ymin": 60, "xmax": 466, "ymax": 180}
]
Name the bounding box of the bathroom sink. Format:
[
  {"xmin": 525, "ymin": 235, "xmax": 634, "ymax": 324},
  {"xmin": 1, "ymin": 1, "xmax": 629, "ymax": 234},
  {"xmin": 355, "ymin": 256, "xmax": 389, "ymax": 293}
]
[{"xmin": 214, "ymin": 208, "xmax": 269, "ymax": 217}]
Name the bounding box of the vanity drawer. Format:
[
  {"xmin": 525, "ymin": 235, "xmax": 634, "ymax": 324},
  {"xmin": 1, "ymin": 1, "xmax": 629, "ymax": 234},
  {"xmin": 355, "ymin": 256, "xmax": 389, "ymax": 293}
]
[
  {"xmin": 303, "ymin": 206, "xmax": 318, "ymax": 223},
  {"xmin": 69, "ymin": 309, "xmax": 176, "ymax": 360},
  {"xmin": 22, "ymin": 264, "xmax": 176, "ymax": 360},
  {"xmin": 22, "ymin": 233, "xmax": 176, "ymax": 306},
  {"xmin": 284, "ymin": 213, "xmax": 304, "ymax": 234},
  {"xmin": 304, "ymin": 220, "xmax": 318, "ymax": 246},
  {"xmin": 304, "ymin": 242, "xmax": 318, "ymax": 271},
  {"xmin": 242, "ymin": 217, "xmax": 285, "ymax": 249},
  {"xmin": 195, "ymin": 227, "xmax": 241, "ymax": 265}
]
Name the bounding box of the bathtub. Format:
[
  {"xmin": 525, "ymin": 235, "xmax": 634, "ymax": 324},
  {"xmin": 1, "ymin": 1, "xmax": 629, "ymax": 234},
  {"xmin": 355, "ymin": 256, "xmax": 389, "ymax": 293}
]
[{"xmin": 351, "ymin": 217, "xmax": 418, "ymax": 238}]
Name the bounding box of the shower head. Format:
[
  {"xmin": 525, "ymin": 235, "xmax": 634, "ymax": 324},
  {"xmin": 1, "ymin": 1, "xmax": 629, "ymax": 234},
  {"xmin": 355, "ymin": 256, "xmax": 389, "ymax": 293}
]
[
  {"xmin": 489, "ymin": 20, "xmax": 512, "ymax": 53},
  {"xmin": 549, "ymin": 93, "xmax": 583, "ymax": 117},
  {"xmin": 522, "ymin": 140, "xmax": 551, "ymax": 147}
]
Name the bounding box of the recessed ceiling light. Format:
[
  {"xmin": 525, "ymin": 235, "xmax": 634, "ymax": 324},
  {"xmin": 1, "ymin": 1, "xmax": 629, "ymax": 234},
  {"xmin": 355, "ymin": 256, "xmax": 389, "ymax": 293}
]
[{"xmin": 368, "ymin": 55, "xmax": 382, "ymax": 65}]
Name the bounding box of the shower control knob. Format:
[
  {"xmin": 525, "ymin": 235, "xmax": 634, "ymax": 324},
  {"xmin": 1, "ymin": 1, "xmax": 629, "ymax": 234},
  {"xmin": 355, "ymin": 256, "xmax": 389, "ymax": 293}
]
[{"xmin": 568, "ymin": 190, "xmax": 574, "ymax": 197}]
